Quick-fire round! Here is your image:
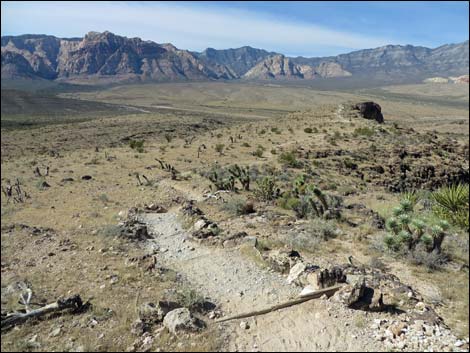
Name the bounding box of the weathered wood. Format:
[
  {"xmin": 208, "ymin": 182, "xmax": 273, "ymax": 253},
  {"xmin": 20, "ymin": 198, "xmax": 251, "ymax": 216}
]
[
  {"xmin": 1, "ymin": 295, "xmax": 85, "ymax": 330},
  {"xmin": 216, "ymin": 285, "xmax": 342, "ymax": 323}
]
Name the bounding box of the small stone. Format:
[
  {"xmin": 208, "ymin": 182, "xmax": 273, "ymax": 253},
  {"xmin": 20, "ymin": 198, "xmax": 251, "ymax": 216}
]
[
  {"xmin": 49, "ymin": 327, "xmax": 62, "ymax": 337},
  {"xmin": 240, "ymin": 321, "xmax": 250, "ymax": 330},
  {"xmin": 454, "ymin": 340, "xmax": 464, "ymax": 347}
]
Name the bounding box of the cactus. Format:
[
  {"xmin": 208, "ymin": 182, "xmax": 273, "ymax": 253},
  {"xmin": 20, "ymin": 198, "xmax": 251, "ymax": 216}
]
[
  {"xmin": 384, "ymin": 197, "xmax": 450, "ymax": 254},
  {"xmin": 155, "ymin": 158, "xmax": 179, "ymax": 180},
  {"xmin": 228, "ymin": 164, "xmax": 250, "ymax": 191},
  {"xmin": 254, "ymin": 176, "xmax": 279, "ymax": 201},
  {"xmin": 209, "ymin": 171, "xmax": 236, "ymax": 191}
]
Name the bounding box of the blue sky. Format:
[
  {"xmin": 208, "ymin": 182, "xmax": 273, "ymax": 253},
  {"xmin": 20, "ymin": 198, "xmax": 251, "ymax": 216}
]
[{"xmin": 1, "ymin": 1, "xmax": 468, "ymax": 57}]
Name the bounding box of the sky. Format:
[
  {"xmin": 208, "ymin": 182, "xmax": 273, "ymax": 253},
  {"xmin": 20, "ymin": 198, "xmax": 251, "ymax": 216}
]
[{"xmin": 1, "ymin": 1, "xmax": 468, "ymax": 57}]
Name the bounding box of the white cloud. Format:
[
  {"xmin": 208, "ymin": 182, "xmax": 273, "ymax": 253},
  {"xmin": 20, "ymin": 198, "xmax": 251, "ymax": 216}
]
[{"xmin": 1, "ymin": 1, "xmax": 396, "ymax": 56}]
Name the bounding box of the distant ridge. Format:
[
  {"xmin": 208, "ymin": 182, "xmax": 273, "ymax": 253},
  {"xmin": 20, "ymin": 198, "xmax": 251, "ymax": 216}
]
[{"xmin": 1, "ymin": 31, "xmax": 468, "ymax": 83}]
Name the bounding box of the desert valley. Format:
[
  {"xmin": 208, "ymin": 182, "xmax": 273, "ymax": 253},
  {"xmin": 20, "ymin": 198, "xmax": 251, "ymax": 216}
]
[{"xmin": 1, "ymin": 10, "xmax": 469, "ymax": 352}]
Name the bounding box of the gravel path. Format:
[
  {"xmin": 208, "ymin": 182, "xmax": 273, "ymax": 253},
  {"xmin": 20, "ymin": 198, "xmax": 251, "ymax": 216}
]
[
  {"xmin": 139, "ymin": 210, "xmax": 385, "ymax": 352},
  {"xmin": 140, "ymin": 211, "xmax": 297, "ymax": 315}
]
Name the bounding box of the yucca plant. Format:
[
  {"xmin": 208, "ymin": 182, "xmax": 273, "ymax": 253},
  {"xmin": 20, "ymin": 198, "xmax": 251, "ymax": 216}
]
[
  {"xmin": 401, "ymin": 190, "xmax": 420, "ymax": 207},
  {"xmin": 384, "ymin": 196, "xmax": 451, "ymax": 254},
  {"xmin": 431, "ymin": 183, "xmax": 469, "ymax": 229}
]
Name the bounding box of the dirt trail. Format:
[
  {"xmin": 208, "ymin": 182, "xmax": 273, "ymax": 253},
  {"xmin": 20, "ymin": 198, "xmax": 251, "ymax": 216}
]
[{"xmin": 140, "ymin": 210, "xmax": 382, "ymax": 352}]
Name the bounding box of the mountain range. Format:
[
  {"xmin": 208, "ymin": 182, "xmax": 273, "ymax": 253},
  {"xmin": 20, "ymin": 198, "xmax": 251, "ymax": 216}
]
[{"xmin": 1, "ymin": 31, "xmax": 468, "ymax": 84}]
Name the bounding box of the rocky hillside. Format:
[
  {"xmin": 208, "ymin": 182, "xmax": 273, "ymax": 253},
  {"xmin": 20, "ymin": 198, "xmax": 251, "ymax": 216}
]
[
  {"xmin": 1, "ymin": 31, "xmax": 468, "ymax": 83},
  {"xmin": 243, "ymin": 54, "xmax": 352, "ymax": 80},
  {"xmin": 195, "ymin": 46, "xmax": 275, "ymax": 77}
]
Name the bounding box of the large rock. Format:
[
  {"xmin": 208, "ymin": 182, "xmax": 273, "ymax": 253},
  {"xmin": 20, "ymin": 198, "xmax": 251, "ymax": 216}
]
[
  {"xmin": 138, "ymin": 301, "xmax": 181, "ymax": 325},
  {"xmin": 354, "ymin": 102, "xmax": 384, "ymax": 123},
  {"xmin": 163, "ymin": 308, "xmax": 202, "ymax": 334}
]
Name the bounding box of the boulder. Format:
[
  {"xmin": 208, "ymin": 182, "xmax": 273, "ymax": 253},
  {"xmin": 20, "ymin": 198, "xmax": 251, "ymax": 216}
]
[
  {"xmin": 138, "ymin": 301, "xmax": 181, "ymax": 325},
  {"xmin": 163, "ymin": 308, "xmax": 203, "ymax": 334},
  {"xmin": 354, "ymin": 102, "xmax": 384, "ymax": 123}
]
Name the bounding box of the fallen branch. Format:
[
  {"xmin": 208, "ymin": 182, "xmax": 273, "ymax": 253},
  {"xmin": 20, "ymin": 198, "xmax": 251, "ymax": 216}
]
[
  {"xmin": 1, "ymin": 294, "xmax": 86, "ymax": 330},
  {"xmin": 216, "ymin": 285, "xmax": 342, "ymax": 323}
]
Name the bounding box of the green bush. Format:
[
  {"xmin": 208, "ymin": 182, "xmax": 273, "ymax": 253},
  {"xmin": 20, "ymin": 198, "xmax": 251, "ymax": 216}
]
[
  {"xmin": 215, "ymin": 143, "xmax": 225, "ymax": 156},
  {"xmin": 129, "ymin": 139, "xmax": 144, "ymax": 153},
  {"xmin": 278, "ymin": 151, "xmax": 303, "ymax": 168},
  {"xmin": 304, "ymin": 127, "xmax": 313, "ymax": 134},
  {"xmin": 282, "ymin": 219, "xmax": 337, "ymax": 252},
  {"xmin": 252, "ymin": 147, "xmax": 264, "ymax": 158},
  {"xmin": 353, "ymin": 127, "xmax": 374, "ymax": 137},
  {"xmin": 222, "ymin": 197, "xmax": 255, "ymax": 216}
]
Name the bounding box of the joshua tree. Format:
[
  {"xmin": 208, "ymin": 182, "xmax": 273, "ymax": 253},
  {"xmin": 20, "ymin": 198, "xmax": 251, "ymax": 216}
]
[{"xmin": 228, "ymin": 164, "xmax": 250, "ymax": 191}]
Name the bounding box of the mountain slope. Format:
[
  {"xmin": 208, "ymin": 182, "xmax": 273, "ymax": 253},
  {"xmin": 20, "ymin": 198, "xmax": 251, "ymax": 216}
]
[
  {"xmin": 1, "ymin": 31, "xmax": 468, "ymax": 83},
  {"xmin": 196, "ymin": 46, "xmax": 276, "ymax": 77}
]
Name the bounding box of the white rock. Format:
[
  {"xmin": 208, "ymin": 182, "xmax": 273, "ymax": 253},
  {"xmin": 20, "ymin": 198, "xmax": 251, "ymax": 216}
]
[
  {"xmin": 299, "ymin": 285, "xmax": 316, "ymax": 297},
  {"xmin": 193, "ymin": 219, "xmax": 208, "ymax": 231},
  {"xmin": 163, "ymin": 308, "xmax": 200, "ymax": 334},
  {"xmin": 49, "ymin": 327, "xmax": 62, "ymax": 337},
  {"xmin": 286, "ymin": 262, "xmax": 306, "ymax": 284},
  {"xmin": 240, "ymin": 321, "xmax": 250, "ymax": 330}
]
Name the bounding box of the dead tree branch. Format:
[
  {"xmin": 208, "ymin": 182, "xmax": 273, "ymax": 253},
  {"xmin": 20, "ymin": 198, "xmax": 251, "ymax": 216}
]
[{"xmin": 1, "ymin": 294, "xmax": 87, "ymax": 331}]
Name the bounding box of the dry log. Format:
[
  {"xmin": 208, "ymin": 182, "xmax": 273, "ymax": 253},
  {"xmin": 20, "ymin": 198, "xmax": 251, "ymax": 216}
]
[
  {"xmin": 216, "ymin": 285, "xmax": 342, "ymax": 323},
  {"xmin": 1, "ymin": 295, "xmax": 85, "ymax": 330}
]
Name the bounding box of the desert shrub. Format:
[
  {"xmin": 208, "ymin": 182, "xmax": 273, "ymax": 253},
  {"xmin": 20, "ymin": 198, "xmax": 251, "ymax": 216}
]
[
  {"xmin": 271, "ymin": 127, "xmax": 281, "ymax": 134},
  {"xmin": 278, "ymin": 194, "xmax": 301, "ymax": 210},
  {"xmin": 431, "ymin": 183, "xmax": 469, "ymax": 229},
  {"xmin": 278, "ymin": 151, "xmax": 302, "ymax": 168},
  {"xmin": 129, "ymin": 139, "xmax": 144, "ymax": 153},
  {"xmin": 164, "ymin": 133, "xmax": 173, "ymax": 143},
  {"xmin": 304, "ymin": 127, "xmax": 313, "ymax": 134},
  {"xmin": 241, "ymin": 142, "xmax": 251, "ymax": 147},
  {"xmin": 407, "ymin": 245, "xmax": 448, "ymax": 271},
  {"xmin": 270, "ymin": 149, "xmax": 277, "ymax": 155},
  {"xmin": 353, "ymin": 127, "xmax": 374, "ymax": 137},
  {"xmin": 343, "ymin": 158, "xmax": 357, "ymax": 170},
  {"xmin": 252, "ymin": 147, "xmax": 264, "ymax": 158},
  {"xmin": 254, "ymin": 176, "xmax": 279, "ymax": 201},
  {"xmin": 308, "ymin": 218, "xmax": 337, "ymax": 240},
  {"xmin": 101, "ymin": 225, "xmax": 122, "ymax": 237},
  {"xmin": 258, "ymin": 129, "xmax": 266, "ymax": 135},
  {"xmin": 98, "ymin": 193, "xmax": 110, "ymax": 203},
  {"xmin": 222, "ymin": 197, "xmax": 255, "ymax": 216},
  {"xmin": 176, "ymin": 288, "xmax": 206, "ymax": 312},
  {"xmin": 292, "ymin": 196, "xmax": 311, "ymax": 219},
  {"xmin": 215, "ymin": 143, "xmax": 225, "ymax": 156},
  {"xmin": 283, "ymin": 219, "xmax": 337, "ymax": 252}
]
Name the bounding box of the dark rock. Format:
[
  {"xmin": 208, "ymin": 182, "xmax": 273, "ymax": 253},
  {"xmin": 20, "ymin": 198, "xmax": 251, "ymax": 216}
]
[
  {"xmin": 354, "ymin": 102, "xmax": 384, "ymax": 123},
  {"xmin": 40, "ymin": 181, "xmax": 51, "ymax": 188},
  {"xmin": 61, "ymin": 177, "xmax": 74, "ymax": 183},
  {"xmin": 81, "ymin": 175, "xmax": 93, "ymax": 180}
]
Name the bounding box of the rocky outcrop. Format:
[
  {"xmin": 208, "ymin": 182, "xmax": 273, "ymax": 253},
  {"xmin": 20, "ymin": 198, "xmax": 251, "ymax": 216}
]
[
  {"xmin": 243, "ymin": 55, "xmax": 351, "ymax": 80},
  {"xmin": 354, "ymin": 102, "xmax": 384, "ymax": 123},
  {"xmin": 1, "ymin": 31, "xmax": 229, "ymax": 82}
]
